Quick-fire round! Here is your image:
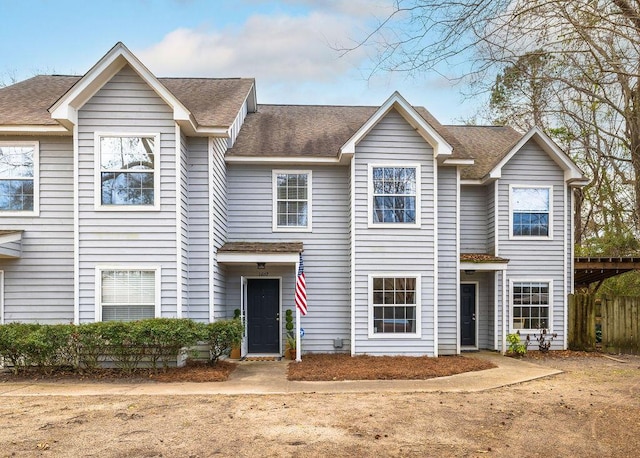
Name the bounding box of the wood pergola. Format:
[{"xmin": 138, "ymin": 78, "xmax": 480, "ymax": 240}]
[{"xmin": 574, "ymin": 257, "xmax": 640, "ymax": 289}]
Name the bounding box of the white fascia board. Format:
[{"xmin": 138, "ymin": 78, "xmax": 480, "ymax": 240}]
[
  {"xmin": 488, "ymin": 127, "xmax": 585, "ymax": 182},
  {"xmin": 460, "ymin": 262, "xmax": 508, "ymax": 271},
  {"xmin": 216, "ymin": 252, "xmax": 300, "ymax": 264},
  {"xmin": 340, "ymin": 91, "xmax": 453, "ymax": 158},
  {"xmin": 441, "ymin": 158, "xmax": 474, "ymax": 166},
  {"xmin": 0, "ymin": 125, "xmax": 70, "ymax": 135},
  {"xmin": 459, "ymin": 179, "xmax": 486, "ymax": 186},
  {"xmin": 50, "ymin": 42, "xmax": 193, "ymax": 127},
  {"xmin": 225, "ymin": 155, "xmax": 340, "ymax": 165}
]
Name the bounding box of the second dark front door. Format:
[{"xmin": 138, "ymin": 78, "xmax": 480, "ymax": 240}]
[
  {"xmin": 247, "ymin": 278, "xmax": 280, "ymax": 354},
  {"xmin": 460, "ymin": 283, "xmax": 476, "ymax": 347}
]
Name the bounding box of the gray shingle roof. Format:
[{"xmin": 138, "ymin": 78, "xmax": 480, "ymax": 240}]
[
  {"xmin": 1, "ymin": 76, "xmax": 525, "ymax": 177},
  {"xmin": 226, "ymin": 104, "xmax": 477, "ymax": 160},
  {"xmin": 444, "ymin": 125, "xmax": 522, "ymax": 180},
  {"xmin": 0, "ymin": 75, "xmax": 254, "ymax": 129}
]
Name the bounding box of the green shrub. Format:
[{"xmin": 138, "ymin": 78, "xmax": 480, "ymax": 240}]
[
  {"xmin": 135, "ymin": 318, "xmax": 206, "ymax": 371},
  {"xmin": 26, "ymin": 324, "xmax": 75, "ymax": 373},
  {"xmin": 0, "ymin": 323, "xmax": 40, "ymax": 374},
  {"xmin": 204, "ymin": 319, "xmax": 244, "ymax": 366},
  {"xmin": 75, "ymin": 322, "xmax": 111, "ymax": 372},
  {"xmin": 507, "ymin": 332, "xmax": 527, "ymax": 356}
]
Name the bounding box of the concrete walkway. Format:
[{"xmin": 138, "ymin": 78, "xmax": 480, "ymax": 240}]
[{"xmin": 0, "ymin": 352, "xmax": 561, "ymax": 397}]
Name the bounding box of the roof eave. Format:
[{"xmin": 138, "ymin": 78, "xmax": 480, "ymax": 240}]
[{"xmin": 0, "ymin": 125, "xmax": 70, "ymax": 135}]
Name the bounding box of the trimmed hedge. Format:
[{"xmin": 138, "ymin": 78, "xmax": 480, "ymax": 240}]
[{"xmin": 0, "ymin": 318, "xmax": 243, "ymax": 374}]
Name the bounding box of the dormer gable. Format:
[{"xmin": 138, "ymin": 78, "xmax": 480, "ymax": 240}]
[
  {"xmin": 49, "ymin": 42, "xmax": 196, "ymax": 133},
  {"xmin": 340, "ymin": 91, "xmax": 453, "ymax": 159},
  {"xmin": 487, "ymin": 126, "xmax": 587, "ymax": 184}
]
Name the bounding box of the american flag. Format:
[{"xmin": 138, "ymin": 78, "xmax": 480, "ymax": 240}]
[{"xmin": 295, "ymin": 253, "xmax": 307, "ymax": 315}]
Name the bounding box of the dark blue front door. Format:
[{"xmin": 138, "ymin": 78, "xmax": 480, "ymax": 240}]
[
  {"xmin": 460, "ymin": 284, "xmax": 476, "ymax": 346},
  {"xmin": 247, "ymin": 279, "xmax": 280, "ymax": 353}
]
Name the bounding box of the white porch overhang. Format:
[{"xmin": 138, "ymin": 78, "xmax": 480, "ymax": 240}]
[
  {"xmin": 460, "ymin": 253, "xmax": 509, "ymax": 271},
  {"xmin": 0, "ymin": 230, "xmax": 23, "ymax": 258},
  {"xmin": 216, "ymin": 241, "xmax": 303, "ymax": 264}
]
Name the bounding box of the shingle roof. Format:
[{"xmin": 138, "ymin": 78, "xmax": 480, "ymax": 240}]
[
  {"xmin": 1, "ymin": 76, "xmax": 526, "ymax": 175},
  {"xmin": 226, "ymin": 104, "xmax": 475, "ymax": 160},
  {"xmin": 218, "ymin": 242, "xmax": 304, "ymax": 253},
  {"xmin": 0, "ymin": 75, "xmax": 254, "ymax": 129},
  {"xmin": 0, "ymin": 76, "xmax": 79, "ymax": 125},
  {"xmin": 460, "ymin": 253, "xmax": 510, "ymax": 263},
  {"xmin": 444, "ymin": 125, "xmax": 522, "ymax": 180}
]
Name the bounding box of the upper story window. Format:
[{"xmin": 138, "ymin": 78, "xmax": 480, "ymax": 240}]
[
  {"xmin": 98, "ymin": 267, "xmax": 159, "ymax": 321},
  {"xmin": 369, "ymin": 165, "xmax": 420, "ymax": 227},
  {"xmin": 510, "ymin": 186, "xmax": 552, "ymax": 238},
  {"xmin": 96, "ymin": 134, "xmax": 159, "ymax": 209},
  {"xmin": 369, "ymin": 275, "xmax": 421, "ymax": 337},
  {"xmin": 512, "ymin": 280, "xmax": 551, "ymax": 331},
  {"xmin": 0, "ymin": 142, "xmax": 38, "ymax": 215},
  {"xmin": 273, "ymin": 170, "xmax": 312, "ymax": 231}
]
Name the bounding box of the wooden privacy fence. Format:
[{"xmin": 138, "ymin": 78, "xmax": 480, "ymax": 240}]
[{"xmin": 569, "ymin": 294, "xmax": 640, "ymax": 354}]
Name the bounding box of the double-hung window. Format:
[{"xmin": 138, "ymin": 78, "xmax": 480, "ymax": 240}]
[
  {"xmin": 0, "ymin": 142, "xmax": 38, "ymax": 214},
  {"xmin": 512, "ymin": 281, "xmax": 551, "ymax": 331},
  {"xmin": 370, "ymin": 165, "xmax": 420, "ymax": 227},
  {"xmin": 370, "ymin": 275, "xmax": 420, "ymax": 337},
  {"xmin": 98, "ymin": 268, "xmax": 159, "ymax": 321},
  {"xmin": 96, "ymin": 134, "xmax": 159, "ymax": 209},
  {"xmin": 273, "ymin": 170, "xmax": 311, "ymax": 231},
  {"xmin": 510, "ymin": 186, "xmax": 551, "ymax": 238}
]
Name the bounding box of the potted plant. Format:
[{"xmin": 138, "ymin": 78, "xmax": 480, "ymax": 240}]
[
  {"xmin": 229, "ymin": 308, "xmax": 242, "ymax": 359},
  {"xmin": 284, "ymin": 309, "xmax": 296, "ymax": 359}
]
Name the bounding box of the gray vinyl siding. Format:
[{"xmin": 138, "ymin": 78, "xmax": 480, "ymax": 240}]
[
  {"xmin": 497, "ymin": 139, "xmax": 566, "ymax": 348},
  {"xmin": 211, "ymin": 137, "xmax": 228, "ymax": 321},
  {"xmin": 437, "ymin": 166, "xmax": 458, "ymax": 355},
  {"xmin": 77, "ymin": 65, "xmax": 178, "ymax": 322},
  {"xmin": 226, "ymin": 164, "xmax": 350, "ymax": 353},
  {"xmin": 180, "ymin": 131, "xmax": 188, "ymax": 316},
  {"xmin": 0, "ymin": 136, "xmax": 74, "ymax": 323},
  {"xmin": 185, "ymin": 137, "xmax": 210, "ymax": 321},
  {"xmin": 353, "ymin": 109, "xmax": 436, "ymax": 356},
  {"xmin": 460, "ymin": 185, "xmax": 488, "ymax": 253},
  {"xmin": 487, "ymin": 184, "xmax": 496, "ymax": 254}
]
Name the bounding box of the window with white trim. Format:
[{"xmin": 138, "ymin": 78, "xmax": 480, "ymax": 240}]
[
  {"xmin": 273, "ymin": 171, "xmax": 311, "ymax": 230},
  {"xmin": 97, "ymin": 135, "xmax": 158, "ymax": 207},
  {"xmin": 371, "ymin": 276, "xmax": 419, "ymax": 335},
  {"xmin": 0, "ymin": 142, "xmax": 38, "ymax": 213},
  {"xmin": 512, "ymin": 281, "xmax": 550, "ymax": 331},
  {"xmin": 100, "ymin": 269, "xmax": 157, "ymax": 321},
  {"xmin": 511, "ymin": 186, "xmax": 551, "ymax": 237},
  {"xmin": 371, "ymin": 166, "xmax": 418, "ymax": 225}
]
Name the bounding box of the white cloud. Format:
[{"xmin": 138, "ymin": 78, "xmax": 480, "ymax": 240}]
[{"xmin": 136, "ymin": 11, "xmax": 371, "ymax": 85}]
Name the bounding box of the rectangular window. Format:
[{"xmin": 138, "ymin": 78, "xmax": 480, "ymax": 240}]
[
  {"xmin": 371, "ymin": 276, "xmax": 418, "ymax": 335},
  {"xmin": 512, "ymin": 281, "xmax": 550, "ymax": 330},
  {"xmin": 511, "ymin": 186, "xmax": 551, "ymax": 237},
  {"xmin": 273, "ymin": 171, "xmax": 311, "ymax": 230},
  {"xmin": 100, "ymin": 269, "xmax": 157, "ymax": 321},
  {"xmin": 0, "ymin": 142, "xmax": 38, "ymax": 213},
  {"xmin": 371, "ymin": 166, "xmax": 418, "ymax": 225},
  {"xmin": 97, "ymin": 135, "xmax": 158, "ymax": 208}
]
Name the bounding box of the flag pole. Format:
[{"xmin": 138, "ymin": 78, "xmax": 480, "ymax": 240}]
[{"xmin": 295, "ymin": 255, "xmax": 302, "ymax": 362}]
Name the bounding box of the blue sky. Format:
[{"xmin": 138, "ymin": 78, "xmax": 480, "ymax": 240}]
[{"xmin": 0, "ymin": 0, "xmax": 481, "ymax": 123}]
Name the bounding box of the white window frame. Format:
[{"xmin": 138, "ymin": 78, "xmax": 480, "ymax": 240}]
[
  {"xmin": 0, "ymin": 141, "xmax": 39, "ymax": 216},
  {"xmin": 510, "ymin": 278, "xmax": 553, "ymax": 333},
  {"xmin": 272, "ymin": 169, "xmax": 312, "ymax": 232},
  {"xmin": 509, "ymin": 185, "xmax": 553, "ymax": 240},
  {"xmin": 368, "ymin": 274, "xmax": 421, "ymax": 339},
  {"xmin": 368, "ymin": 163, "xmax": 421, "ymax": 228},
  {"xmin": 94, "ymin": 133, "xmax": 160, "ymax": 211},
  {"xmin": 95, "ymin": 265, "xmax": 161, "ymax": 322}
]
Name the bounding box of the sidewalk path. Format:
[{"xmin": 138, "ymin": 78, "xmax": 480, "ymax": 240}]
[{"xmin": 0, "ymin": 351, "xmax": 561, "ymax": 397}]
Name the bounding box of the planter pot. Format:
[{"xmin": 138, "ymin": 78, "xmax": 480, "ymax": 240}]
[{"xmin": 230, "ymin": 346, "xmax": 241, "ymax": 359}]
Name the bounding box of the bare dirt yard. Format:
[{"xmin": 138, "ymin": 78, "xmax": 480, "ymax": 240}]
[{"xmin": 1, "ymin": 353, "xmax": 639, "ymax": 457}]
